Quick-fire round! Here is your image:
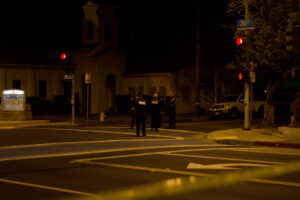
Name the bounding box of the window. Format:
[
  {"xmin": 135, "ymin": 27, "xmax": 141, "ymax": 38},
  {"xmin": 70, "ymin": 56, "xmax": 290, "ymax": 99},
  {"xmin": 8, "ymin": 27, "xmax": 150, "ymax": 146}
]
[
  {"xmin": 88, "ymin": 21, "xmax": 94, "ymax": 40},
  {"xmin": 129, "ymin": 87, "xmax": 135, "ymax": 97},
  {"xmin": 105, "ymin": 21, "xmax": 111, "ymax": 40},
  {"xmin": 150, "ymin": 86, "xmax": 156, "ymax": 95},
  {"xmin": 160, "ymin": 86, "xmax": 166, "ymax": 97},
  {"xmin": 182, "ymin": 86, "xmax": 191, "ymax": 104},
  {"xmin": 138, "ymin": 86, "xmax": 144, "ymax": 95},
  {"xmin": 12, "ymin": 80, "xmax": 21, "ymax": 89},
  {"xmin": 39, "ymin": 80, "xmax": 47, "ymax": 98}
]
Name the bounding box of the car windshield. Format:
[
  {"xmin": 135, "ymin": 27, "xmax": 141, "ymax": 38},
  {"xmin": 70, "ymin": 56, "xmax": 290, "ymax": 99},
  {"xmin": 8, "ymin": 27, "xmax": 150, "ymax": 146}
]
[{"xmin": 221, "ymin": 95, "xmax": 239, "ymax": 102}]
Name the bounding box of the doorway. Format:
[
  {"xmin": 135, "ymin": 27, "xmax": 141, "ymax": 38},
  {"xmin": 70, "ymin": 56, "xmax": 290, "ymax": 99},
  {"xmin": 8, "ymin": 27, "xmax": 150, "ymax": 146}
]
[{"xmin": 106, "ymin": 74, "xmax": 116, "ymax": 113}]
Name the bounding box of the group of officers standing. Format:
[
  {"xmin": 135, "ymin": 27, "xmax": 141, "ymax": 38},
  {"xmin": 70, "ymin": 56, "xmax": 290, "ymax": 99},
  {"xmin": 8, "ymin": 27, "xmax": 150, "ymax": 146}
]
[{"xmin": 129, "ymin": 92, "xmax": 176, "ymax": 137}]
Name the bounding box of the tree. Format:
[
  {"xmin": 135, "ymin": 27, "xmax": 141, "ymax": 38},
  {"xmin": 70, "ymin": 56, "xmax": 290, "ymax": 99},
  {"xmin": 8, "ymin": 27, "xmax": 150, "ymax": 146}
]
[{"xmin": 225, "ymin": 0, "xmax": 300, "ymax": 126}]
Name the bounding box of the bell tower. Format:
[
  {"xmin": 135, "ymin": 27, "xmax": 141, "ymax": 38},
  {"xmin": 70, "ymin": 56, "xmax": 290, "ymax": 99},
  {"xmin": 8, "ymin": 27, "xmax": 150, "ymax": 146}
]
[
  {"xmin": 82, "ymin": 1, "xmax": 99, "ymax": 45},
  {"xmin": 97, "ymin": 5, "xmax": 119, "ymax": 46},
  {"xmin": 82, "ymin": 1, "xmax": 118, "ymax": 47}
]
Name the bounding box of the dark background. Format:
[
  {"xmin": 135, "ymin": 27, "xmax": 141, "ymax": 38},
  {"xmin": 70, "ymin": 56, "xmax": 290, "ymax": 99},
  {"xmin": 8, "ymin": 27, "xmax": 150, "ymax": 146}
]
[{"xmin": 0, "ymin": 0, "xmax": 232, "ymax": 63}]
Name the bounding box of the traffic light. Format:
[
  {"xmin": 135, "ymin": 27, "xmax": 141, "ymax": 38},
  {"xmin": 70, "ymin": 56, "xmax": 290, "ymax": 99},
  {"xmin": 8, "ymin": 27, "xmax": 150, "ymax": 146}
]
[
  {"xmin": 238, "ymin": 72, "xmax": 244, "ymax": 80},
  {"xmin": 236, "ymin": 37, "xmax": 244, "ymax": 46},
  {"xmin": 60, "ymin": 50, "xmax": 76, "ymax": 73},
  {"xmin": 60, "ymin": 51, "xmax": 71, "ymax": 62},
  {"xmin": 238, "ymin": 71, "xmax": 250, "ymax": 82},
  {"xmin": 60, "ymin": 53, "xmax": 67, "ymax": 60}
]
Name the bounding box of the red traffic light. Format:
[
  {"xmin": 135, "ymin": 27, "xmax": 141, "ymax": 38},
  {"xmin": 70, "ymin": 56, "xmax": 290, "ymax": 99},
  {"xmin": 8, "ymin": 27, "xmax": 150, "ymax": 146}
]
[
  {"xmin": 60, "ymin": 53, "xmax": 67, "ymax": 60},
  {"xmin": 238, "ymin": 72, "xmax": 243, "ymax": 80},
  {"xmin": 236, "ymin": 37, "xmax": 244, "ymax": 45}
]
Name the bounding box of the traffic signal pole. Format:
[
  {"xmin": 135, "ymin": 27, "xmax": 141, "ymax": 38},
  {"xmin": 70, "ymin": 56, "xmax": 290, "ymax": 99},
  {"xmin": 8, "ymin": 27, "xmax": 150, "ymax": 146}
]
[
  {"xmin": 244, "ymin": 0, "xmax": 251, "ymax": 130},
  {"xmin": 195, "ymin": 0, "xmax": 201, "ymax": 116},
  {"xmin": 72, "ymin": 74, "xmax": 75, "ymax": 124}
]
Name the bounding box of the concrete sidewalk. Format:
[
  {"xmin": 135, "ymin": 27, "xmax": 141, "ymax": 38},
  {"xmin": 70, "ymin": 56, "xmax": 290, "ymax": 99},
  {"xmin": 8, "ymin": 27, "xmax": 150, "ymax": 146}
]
[
  {"xmin": 0, "ymin": 113, "xmax": 299, "ymax": 149},
  {"xmin": 207, "ymin": 126, "xmax": 300, "ymax": 148},
  {"xmin": 0, "ymin": 113, "xmax": 210, "ymax": 129},
  {"xmin": 0, "ymin": 120, "xmax": 74, "ymax": 129}
]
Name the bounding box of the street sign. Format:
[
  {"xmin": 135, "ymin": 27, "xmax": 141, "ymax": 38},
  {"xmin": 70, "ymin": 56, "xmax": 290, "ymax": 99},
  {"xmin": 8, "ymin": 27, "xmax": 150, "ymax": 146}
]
[
  {"xmin": 64, "ymin": 74, "xmax": 73, "ymax": 79},
  {"xmin": 237, "ymin": 19, "xmax": 254, "ymax": 30}
]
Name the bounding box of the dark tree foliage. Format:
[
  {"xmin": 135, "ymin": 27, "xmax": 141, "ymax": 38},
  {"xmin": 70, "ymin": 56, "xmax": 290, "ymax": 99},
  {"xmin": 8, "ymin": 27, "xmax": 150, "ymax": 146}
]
[{"xmin": 224, "ymin": 0, "xmax": 300, "ymax": 125}]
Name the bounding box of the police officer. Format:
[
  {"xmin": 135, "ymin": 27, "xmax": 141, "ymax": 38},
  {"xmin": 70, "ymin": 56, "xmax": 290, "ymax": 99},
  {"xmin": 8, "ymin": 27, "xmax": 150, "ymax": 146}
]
[
  {"xmin": 129, "ymin": 95, "xmax": 138, "ymax": 129},
  {"xmin": 150, "ymin": 93, "xmax": 161, "ymax": 131},
  {"xmin": 167, "ymin": 91, "xmax": 176, "ymax": 129},
  {"xmin": 135, "ymin": 94, "xmax": 147, "ymax": 136}
]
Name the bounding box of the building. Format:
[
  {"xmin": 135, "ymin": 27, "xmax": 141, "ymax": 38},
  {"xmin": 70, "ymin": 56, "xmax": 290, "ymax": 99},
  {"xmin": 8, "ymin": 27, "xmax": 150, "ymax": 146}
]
[
  {"xmin": 73, "ymin": 0, "xmax": 198, "ymax": 115},
  {"xmin": 0, "ymin": 49, "xmax": 67, "ymax": 114}
]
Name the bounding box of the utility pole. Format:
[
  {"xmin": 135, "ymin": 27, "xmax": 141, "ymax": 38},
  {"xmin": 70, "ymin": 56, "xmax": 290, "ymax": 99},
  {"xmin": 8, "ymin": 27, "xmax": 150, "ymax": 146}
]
[
  {"xmin": 195, "ymin": 0, "xmax": 201, "ymax": 116},
  {"xmin": 213, "ymin": 21, "xmax": 218, "ymax": 104},
  {"xmin": 72, "ymin": 74, "xmax": 75, "ymax": 124},
  {"xmin": 244, "ymin": 0, "xmax": 251, "ymax": 130}
]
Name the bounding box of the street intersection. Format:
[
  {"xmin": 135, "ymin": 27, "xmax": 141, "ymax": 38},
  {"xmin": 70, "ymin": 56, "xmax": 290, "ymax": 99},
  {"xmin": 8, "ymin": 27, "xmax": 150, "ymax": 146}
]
[{"xmin": 0, "ymin": 121, "xmax": 299, "ymax": 199}]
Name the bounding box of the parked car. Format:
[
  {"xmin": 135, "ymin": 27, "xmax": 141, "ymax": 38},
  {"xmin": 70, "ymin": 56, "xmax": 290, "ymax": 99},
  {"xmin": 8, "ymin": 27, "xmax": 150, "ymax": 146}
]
[{"xmin": 209, "ymin": 94, "xmax": 266, "ymax": 119}]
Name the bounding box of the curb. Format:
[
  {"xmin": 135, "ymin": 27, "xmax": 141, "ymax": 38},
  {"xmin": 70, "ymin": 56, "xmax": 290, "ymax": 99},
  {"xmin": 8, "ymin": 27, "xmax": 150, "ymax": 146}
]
[
  {"xmin": 254, "ymin": 141, "xmax": 300, "ymax": 148},
  {"xmin": 214, "ymin": 139, "xmax": 300, "ymax": 149}
]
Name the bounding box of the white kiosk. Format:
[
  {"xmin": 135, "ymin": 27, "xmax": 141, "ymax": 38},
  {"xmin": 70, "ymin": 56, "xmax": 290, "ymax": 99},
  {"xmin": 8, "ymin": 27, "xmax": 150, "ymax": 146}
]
[
  {"xmin": 2, "ymin": 89, "xmax": 25, "ymax": 111},
  {"xmin": 0, "ymin": 89, "xmax": 31, "ymax": 120}
]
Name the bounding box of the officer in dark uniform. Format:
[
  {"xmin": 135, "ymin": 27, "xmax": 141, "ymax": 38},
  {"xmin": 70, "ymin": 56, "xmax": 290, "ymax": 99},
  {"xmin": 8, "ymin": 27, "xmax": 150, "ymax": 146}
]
[
  {"xmin": 150, "ymin": 93, "xmax": 161, "ymax": 131},
  {"xmin": 129, "ymin": 95, "xmax": 138, "ymax": 129},
  {"xmin": 159, "ymin": 95, "xmax": 166, "ymax": 128},
  {"xmin": 167, "ymin": 91, "xmax": 176, "ymax": 129},
  {"xmin": 135, "ymin": 94, "xmax": 147, "ymax": 136}
]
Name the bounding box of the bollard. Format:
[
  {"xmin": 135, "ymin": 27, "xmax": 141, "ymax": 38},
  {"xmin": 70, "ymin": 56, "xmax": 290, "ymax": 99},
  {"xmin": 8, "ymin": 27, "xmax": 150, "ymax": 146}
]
[{"xmin": 100, "ymin": 112, "xmax": 105, "ymax": 122}]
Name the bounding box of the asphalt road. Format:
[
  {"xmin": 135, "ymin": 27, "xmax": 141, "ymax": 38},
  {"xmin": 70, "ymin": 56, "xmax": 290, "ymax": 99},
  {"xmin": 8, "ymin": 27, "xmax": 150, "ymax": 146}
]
[{"xmin": 0, "ymin": 120, "xmax": 299, "ymax": 200}]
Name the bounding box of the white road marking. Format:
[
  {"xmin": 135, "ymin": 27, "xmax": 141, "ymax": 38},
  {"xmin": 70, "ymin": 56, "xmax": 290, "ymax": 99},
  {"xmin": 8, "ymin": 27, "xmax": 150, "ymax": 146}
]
[
  {"xmin": 187, "ymin": 162, "xmax": 269, "ymax": 170},
  {"xmin": 0, "ymin": 145, "xmax": 225, "ymax": 162},
  {"xmin": 0, "ymin": 178, "xmax": 96, "ymax": 197},
  {"xmin": 162, "ymin": 152, "xmax": 284, "ymax": 165},
  {"xmin": 223, "ymin": 147, "xmax": 300, "ymax": 156},
  {"xmin": 162, "ymin": 147, "xmax": 300, "ymax": 156},
  {"xmin": 33, "ymin": 128, "xmax": 184, "ymax": 140},
  {"xmin": 87, "ymin": 126, "xmax": 207, "ymax": 135},
  {"xmin": 71, "ymin": 147, "xmax": 284, "ymax": 166},
  {"xmin": 0, "ymin": 138, "xmax": 176, "ymax": 150},
  {"xmin": 70, "ymin": 146, "xmax": 229, "ymax": 163},
  {"xmin": 75, "ymin": 160, "xmax": 300, "ymax": 188}
]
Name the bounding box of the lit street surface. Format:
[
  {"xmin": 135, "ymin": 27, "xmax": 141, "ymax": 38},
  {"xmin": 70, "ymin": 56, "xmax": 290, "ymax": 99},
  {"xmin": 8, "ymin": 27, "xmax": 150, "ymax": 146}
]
[{"xmin": 0, "ymin": 120, "xmax": 299, "ymax": 200}]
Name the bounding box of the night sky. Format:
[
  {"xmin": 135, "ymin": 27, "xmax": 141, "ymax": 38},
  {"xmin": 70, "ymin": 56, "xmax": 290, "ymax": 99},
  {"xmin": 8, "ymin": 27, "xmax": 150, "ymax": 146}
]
[{"xmin": 0, "ymin": 0, "xmax": 232, "ymax": 68}]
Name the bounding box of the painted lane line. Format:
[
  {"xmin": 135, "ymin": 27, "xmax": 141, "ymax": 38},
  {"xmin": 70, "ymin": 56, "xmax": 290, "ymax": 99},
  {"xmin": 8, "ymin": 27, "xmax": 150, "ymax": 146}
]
[
  {"xmin": 71, "ymin": 151, "xmax": 165, "ymax": 163},
  {"xmin": 78, "ymin": 160, "xmax": 300, "ymax": 188},
  {"xmin": 0, "ymin": 145, "xmax": 225, "ymax": 162},
  {"xmin": 79, "ymin": 160, "xmax": 214, "ymax": 178},
  {"xmin": 35, "ymin": 128, "xmax": 184, "ymax": 140},
  {"xmin": 162, "ymin": 146, "xmax": 300, "ymax": 156},
  {"xmin": 249, "ymin": 178, "xmax": 300, "ymax": 187},
  {"xmin": 60, "ymin": 161, "xmax": 300, "ymax": 200},
  {"xmin": 70, "ymin": 146, "xmax": 229, "ymax": 163},
  {"xmin": 103, "ymin": 126, "xmax": 207, "ymax": 135},
  {"xmin": 187, "ymin": 162, "xmax": 270, "ymax": 170},
  {"xmin": 0, "ymin": 138, "xmax": 177, "ymax": 150},
  {"xmin": 0, "ymin": 126, "xmax": 17, "ymax": 129},
  {"xmin": 0, "ymin": 178, "xmax": 96, "ymax": 197},
  {"xmin": 223, "ymin": 147, "xmax": 300, "ymax": 156},
  {"xmin": 161, "ymin": 152, "xmax": 284, "ymax": 165}
]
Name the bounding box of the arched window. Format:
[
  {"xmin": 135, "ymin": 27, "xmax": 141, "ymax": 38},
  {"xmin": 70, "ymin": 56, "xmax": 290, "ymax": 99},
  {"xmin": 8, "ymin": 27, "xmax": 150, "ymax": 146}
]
[{"xmin": 88, "ymin": 21, "xmax": 94, "ymax": 40}]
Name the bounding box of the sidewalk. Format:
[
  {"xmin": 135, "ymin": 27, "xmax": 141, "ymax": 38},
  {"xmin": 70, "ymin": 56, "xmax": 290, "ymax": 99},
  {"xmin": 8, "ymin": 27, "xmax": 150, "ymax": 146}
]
[
  {"xmin": 0, "ymin": 113, "xmax": 209, "ymax": 129},
  {"xmin": 207, "ymin": 126, "xmax": 300, "ymax": 148},
  {"xmin": 0, "ymin": 113, "xmax": 299, "ymax": 149}
]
